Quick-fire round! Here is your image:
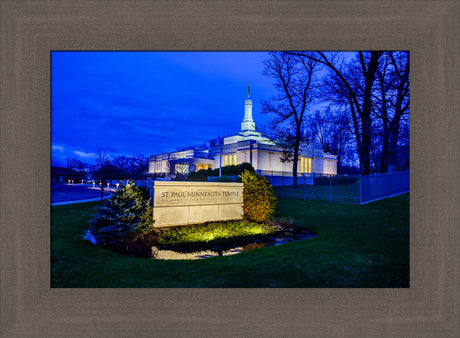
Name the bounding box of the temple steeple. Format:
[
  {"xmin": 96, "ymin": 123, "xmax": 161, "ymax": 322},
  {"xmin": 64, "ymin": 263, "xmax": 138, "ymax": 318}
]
[
  {"xmin": 241, "ymin": 83, "xmax": 255, "ymax": 132},
  {"xmin": 223, "ymin": 86, "xmax": 273, "ymax": 145},
  {"xmin": 241, "ymin": 98, "xmax": 256, "ymax": 132}
]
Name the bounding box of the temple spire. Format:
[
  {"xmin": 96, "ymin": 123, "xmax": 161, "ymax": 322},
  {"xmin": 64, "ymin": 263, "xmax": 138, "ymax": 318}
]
[{"xmin": 241, "ymin": 87, "xmax": 255, "ymax": 132}]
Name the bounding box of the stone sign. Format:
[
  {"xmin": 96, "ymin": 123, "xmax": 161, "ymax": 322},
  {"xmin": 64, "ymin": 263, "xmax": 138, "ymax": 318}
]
[{"xmin": 152, "ymin": 181, "xmax": 244, "ymax": 227}]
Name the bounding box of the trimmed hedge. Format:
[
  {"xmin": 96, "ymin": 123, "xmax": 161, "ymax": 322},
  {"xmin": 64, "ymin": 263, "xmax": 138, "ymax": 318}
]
[
  {"xmin": 186, "ymin": 169, "xmax": 211, "ymax": 182},
  {"xmin": 187, "ymin": 162, "xmax": 255, "ymax": 182}
]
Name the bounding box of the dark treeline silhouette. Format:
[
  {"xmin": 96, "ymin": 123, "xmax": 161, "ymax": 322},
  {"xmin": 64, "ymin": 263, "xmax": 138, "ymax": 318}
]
[{"xmin": 66, "ymin": 153, "xmax": 150, "ymax": 183}]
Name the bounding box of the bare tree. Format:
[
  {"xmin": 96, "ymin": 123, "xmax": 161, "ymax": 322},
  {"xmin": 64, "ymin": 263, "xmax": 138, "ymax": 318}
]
[
  {"xmin": 110, "ymin": 154, "xmax": 149, "ymax": 179},
  {"xmin": 112, "ymin": 155, "xmax": 131, "ymax": 174},
  {"xmin": 66, "ymin": 157, "xmax": 85, "ymax": 170},
  {"xmin": 374, "ymin": 54, "xmax": 392, "ymax": 172},
  {"xmin": 262, "ymin": 52, "xmax": 318, "ymax": 187},
  {"xmin": 95, "ymin": 151, "xmax": 110, "ymax": 167},
  {"xmin": 132, "ymin": 155, "xmax": 149, "ymax": 176},
  {"xmin": 306, "ymin": 107, "xmax": 354, "ymax": 173},
  {"xmin": 90, "ymin": 152, "xmax": 118, "ymax": 201},
  {"xmin": 382, "ymin": 52, "xmax": 410, "ymax": 169},
  {"xmin": 289, "ymin": 51, "xmax": 384, "ymax": 175}
]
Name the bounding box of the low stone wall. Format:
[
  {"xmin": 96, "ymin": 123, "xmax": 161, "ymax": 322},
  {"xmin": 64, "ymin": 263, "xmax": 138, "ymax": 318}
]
[{"xmin": 152, "ymin": 181, "xmax": 244, "ymax": 227}]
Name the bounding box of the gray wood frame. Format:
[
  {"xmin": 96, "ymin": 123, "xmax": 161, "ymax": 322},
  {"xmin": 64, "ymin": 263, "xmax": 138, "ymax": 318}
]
[{"xmin": 1, "ymin": 0, "xmax": 458, "ymax": 336}]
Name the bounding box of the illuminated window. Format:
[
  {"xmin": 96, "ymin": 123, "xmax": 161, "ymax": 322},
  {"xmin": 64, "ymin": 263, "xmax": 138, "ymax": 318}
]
[
  {"xmin": 300, "ymin": 157, "xmax": 312, "ymax": 173},
  {"xmin": 224, "ymin": 154, "xmax": 237, "ymax": 166},
  {"xmin": 175, "ymin": 163, "xmax": 189, "ymax": 175}
]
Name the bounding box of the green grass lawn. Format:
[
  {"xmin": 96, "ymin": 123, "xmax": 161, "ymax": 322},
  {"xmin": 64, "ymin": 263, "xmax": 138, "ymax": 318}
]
[{"xmin": 51, "ymin": 194, "xmax": 409, "ymax": 287}]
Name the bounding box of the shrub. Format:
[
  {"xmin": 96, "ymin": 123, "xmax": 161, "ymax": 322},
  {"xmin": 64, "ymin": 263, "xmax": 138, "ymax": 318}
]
[
  {"xmin": 186, "ymin": 169, "xmax": 209, "ymax": 182},
  {"xmin": 214, "ymin": 175, "xmax": 234, "ymax": 182},
  {"xmin": 267, "ymin": 217, "xmax": 305, "ymax": 232},
  {"xmin": 156, "ymin": 221, "xmax": 280, "ymax": 255},
  {"xmin": 240, "ymin": 170, "xmax": 277, "ymax": 223},
  {"xmin": 187, "ymin": 162, "xmax": 256, "ymax": 181},
  {"xmin": 222, "ymin": 162, "xmax": 256, "ymax": 176},
  {"xmin": 238, "ymin": 162, "xmax": 256, "ymax": 175},
  {"xmin": 218, "ymin": 165, "xmax": 236, "ymax": 176},
  {"xmin": 90, "ymin": 180, "xmax": 155, "ymax": 255}
]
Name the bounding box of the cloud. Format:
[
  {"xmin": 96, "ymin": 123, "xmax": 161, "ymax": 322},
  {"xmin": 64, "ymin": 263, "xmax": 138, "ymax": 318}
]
[{"xmin": 73, "ymin": 150, "xmax": 98, "ymax": 159}]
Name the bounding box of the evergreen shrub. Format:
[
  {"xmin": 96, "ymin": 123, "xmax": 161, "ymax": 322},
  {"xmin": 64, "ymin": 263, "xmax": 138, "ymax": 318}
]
[
  {"xmin": 240, "ymin": 170, "xmax": 277, "ymax": 223},
  {"xmin": 90, "ymin": 181, "xmax": 155, "ymax": 256}
]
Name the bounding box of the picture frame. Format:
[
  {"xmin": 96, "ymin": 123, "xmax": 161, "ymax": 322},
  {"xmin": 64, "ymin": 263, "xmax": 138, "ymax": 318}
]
[{"xmin": 1, "ymin": 0, "xmax": 458, "ymax": 336}]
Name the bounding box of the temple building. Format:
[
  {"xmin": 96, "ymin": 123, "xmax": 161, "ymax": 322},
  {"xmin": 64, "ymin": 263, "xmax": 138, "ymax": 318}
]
[{"xmin": 148, "ymin": 92, "xmax": 337, "ymax": 179}]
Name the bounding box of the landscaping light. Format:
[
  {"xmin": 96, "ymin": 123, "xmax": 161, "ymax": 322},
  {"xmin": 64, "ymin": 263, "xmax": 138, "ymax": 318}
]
[
  {"xmin": 107, "ymin": 183, "xmax": 110, "ymax": 189},
  {"xmin": 92, "ymin": 182, "xmax": 95, "ymax": 187},
  {"xmin": 116, "ymin": 183, "xmax": 119, "ymax": 189}
]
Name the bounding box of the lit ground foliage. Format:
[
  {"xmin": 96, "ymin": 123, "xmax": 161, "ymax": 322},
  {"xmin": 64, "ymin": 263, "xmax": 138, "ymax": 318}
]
[
  {"xmin": 156, "ymin": 221, "xmax": 282, "ymax": 255},
  {"xmin": 51, "ymin": 194, "xmax": 409, "ymax": 287}
]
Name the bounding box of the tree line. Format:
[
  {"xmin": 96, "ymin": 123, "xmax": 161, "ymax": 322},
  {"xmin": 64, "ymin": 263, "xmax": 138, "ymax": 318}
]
[
  {"xmin": 66, "ymin": 153, "xmax": 149, "ymax": 182},
  {"xmin": 262, "ymin": 51, "xmax": 409, "ymax": 186}
]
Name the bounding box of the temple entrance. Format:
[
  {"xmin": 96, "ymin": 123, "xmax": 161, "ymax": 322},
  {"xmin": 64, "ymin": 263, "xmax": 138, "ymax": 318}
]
[{"xmin": 195, "ymin": 163, "xmax": 209, "ymax": 171}]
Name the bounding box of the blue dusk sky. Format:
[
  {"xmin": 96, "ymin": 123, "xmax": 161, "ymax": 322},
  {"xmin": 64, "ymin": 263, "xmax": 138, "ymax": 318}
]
[{"xmin": 51, "ymin": 51, "xmax": 280, "ymax": 167}]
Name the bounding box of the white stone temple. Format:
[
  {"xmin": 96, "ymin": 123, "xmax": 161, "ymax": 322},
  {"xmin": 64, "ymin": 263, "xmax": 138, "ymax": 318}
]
[{"xmin": 148, "ymin": 92, "xmax": 337, "ymax": 180}]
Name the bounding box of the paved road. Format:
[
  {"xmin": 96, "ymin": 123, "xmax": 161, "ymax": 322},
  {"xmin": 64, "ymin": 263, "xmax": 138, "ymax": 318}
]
[{"xmin": 51, "ymin": 183, "xmax": 116, "ymax": 205}]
